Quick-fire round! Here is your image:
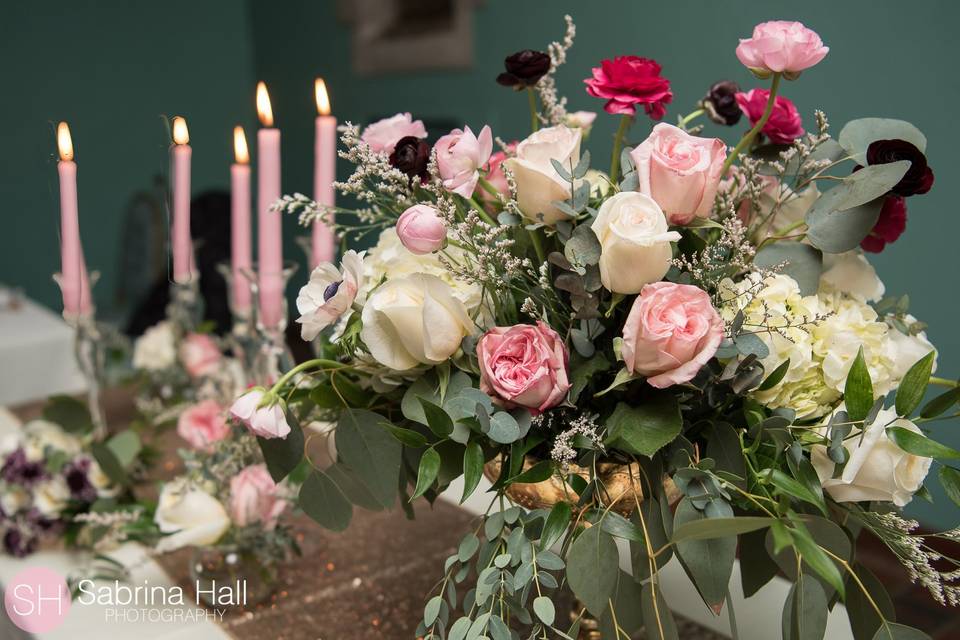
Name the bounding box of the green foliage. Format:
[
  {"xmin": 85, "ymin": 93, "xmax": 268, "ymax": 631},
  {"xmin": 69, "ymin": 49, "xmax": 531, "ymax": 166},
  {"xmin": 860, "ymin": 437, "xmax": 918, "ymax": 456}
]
[
  {"xmin": 870, "ymin": 623, "xmax": 932, "ymax": 640},
  {"xmin": 566, "ymin": 525, "xmax": 618, "ymax": 616},
  {"xmin": 781, "ymin": 577, "xmax": 828, "ymax": 640},
  {"xmin": 258, "ymin": 413, "xmax": 305, "ymax": 482},
  {"xmin": 886, "ymin": 426, "xmax": 960, "ymax": 460},
  {"xmin": 838, "ymin": 118, "xmax": 926, "ymax": 164},
  {"xmin": 844, "ymin": 347, "xmax": 874, "ymax": 422},
  {"xmin": 460, "ymin": 442, "xmax": 484, "ymax": 503},
  {"xmin": 754, "ymin": 243, "xmax": 822, "ymax": 296},
  {"xmin": 673, "ymin": 498, "xmax": 736, "ymax": 611},
  {"xmin": 299, "ymin": 470, "xmax": 352, "ymax": 531},
  {"xmin": 42, "ymin": 395, "xmax": 94, "ymax": 433},
  {"xmin": 845, "ymin": 563, "xmax": 895, "ymax": 640},
  {"xmin": 411, "ymin": 447, "xmax": 441, "ymax": 499},
  {"xmin": 604, "ymin": 394, "xmax": 681, "ymax": 457},
  {"xmin": 894, "ymin": 351, "xmax": 936, "ymax": 416},
  {"xmin": 641, "ymin": 581, "xmax": 679, "ymax": 640},
  {"xmin": 335, "ymin": 409, "xmax": 402, "ymax": 508}
]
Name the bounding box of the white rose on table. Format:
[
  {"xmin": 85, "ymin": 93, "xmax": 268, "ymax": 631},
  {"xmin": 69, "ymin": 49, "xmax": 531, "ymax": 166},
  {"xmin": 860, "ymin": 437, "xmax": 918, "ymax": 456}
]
[
  {"xmin": 361, "ymin": 274, "xmax": 474, "ymax": 371},
  {"xmin": 504, "ymin": 125, "xmax": 582, "ymax": 225},
  {"xmin": 591, "ymin": 192, "xmax": 681, "ymax": 294},
  {"xmin": 22, "ymin": 420, "xmax": 81, "ymax": 462},
  {"xmin": 132, "ymin": 321, "xmax": 177, "ymax": 371},
  {"xmin": 33, "ymin": 477, "xmax": 70, "ymax": 517},
  {"xmin": 154, "ymin": 479, "xmax": 231, "ymax": 552},
  {"xmin": 811, "ymin": 406, "xmax": 932, "ymax": 507}
]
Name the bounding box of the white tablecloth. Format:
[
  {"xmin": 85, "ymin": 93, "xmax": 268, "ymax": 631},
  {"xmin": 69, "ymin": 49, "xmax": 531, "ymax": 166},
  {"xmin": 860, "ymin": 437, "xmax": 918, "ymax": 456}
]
[{"xmin": 0, "ymin": 297, "xmax": 86, "ymax": 406}]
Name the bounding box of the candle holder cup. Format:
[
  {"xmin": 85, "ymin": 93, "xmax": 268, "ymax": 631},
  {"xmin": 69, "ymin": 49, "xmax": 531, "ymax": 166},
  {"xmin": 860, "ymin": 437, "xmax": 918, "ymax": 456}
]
[
  {"xmin": 167, "ymin": 275, "xmax": 203, "ymax": 336},
  {"xmin": 243, "ymin": 261, "xmax": 299, "ymax": 385},
  {"xmin": 216, "ymin": 262, "xmax": 258, "ymax": 372}
]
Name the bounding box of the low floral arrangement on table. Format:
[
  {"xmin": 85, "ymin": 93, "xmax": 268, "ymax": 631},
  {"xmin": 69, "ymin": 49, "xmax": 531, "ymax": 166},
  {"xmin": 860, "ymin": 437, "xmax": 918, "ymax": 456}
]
[{"xmin": 237, "ymin": 16, "xmax": 958, "ymax": 640}]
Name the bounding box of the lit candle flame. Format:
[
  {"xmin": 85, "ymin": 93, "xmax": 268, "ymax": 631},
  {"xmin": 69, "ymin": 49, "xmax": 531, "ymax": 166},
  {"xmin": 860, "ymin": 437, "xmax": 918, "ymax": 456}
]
[
  {"xmin": 315, "ymin": 78, "xmax": 331, "ymax": 116},
  {"xmin": 233, "ymin": 126, "xmax": 249, "ymax": 164},
  {"xmin": 57, "ymin": 122, "xmax": 74, "ymax": 161},
  {"xmin": 256, "ymin": 81, "xmax": 274, "ymax": 127},
  {"xmin": 172, "ymin": 116, "xmax": 190, "ymax": 145}
]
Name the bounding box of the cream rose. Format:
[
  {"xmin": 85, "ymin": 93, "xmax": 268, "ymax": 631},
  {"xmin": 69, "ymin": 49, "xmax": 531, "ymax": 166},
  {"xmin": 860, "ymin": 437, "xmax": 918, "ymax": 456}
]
[
  {"xmin": 811, "ymin": 407, "xmax": 932, "ymax": 507},
  {"xmin": 154, "ymin": 479, "xmax": 231, "ymax": 552},
  {"xmin": 504, "ymin": 125, "xmax": 582, "ymax": 225},
  {"xmin": 361, "ymin": 274, "xmax": 474, "ymax": 371},
  {"xmin": 591, "ymin": 192, "xmax": 680, "ymax": 294}
]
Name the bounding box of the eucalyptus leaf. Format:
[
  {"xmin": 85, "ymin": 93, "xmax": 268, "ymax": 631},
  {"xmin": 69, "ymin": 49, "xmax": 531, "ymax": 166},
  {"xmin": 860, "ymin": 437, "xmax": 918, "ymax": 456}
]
[
  {"xmin": 540, "ymin": 501, "xmax": 572, "ymax": 551},
  {"xmin": 870, "ymin": 624, "xmax": 931, "ymax": 640},
  {"xmin": 299, "ymin": 470, "xmax": 352, "ymax": 531},
  {"xmin": 487, "ymin": 411, "xmax": 522, "ymax": 444},
  {"xmin": 411, "ymin": 447, "xmax": 441, "ymax": 499},
  {"xmin": 336, "ymin": 409, "xmax": 402, "ymax": 508},
  {"xmin": 839, "ymin": 118, "xmax": 926, "ymax": 164},
  {"xmin": 673, "ymin": 499, "xmax": 736, "ymax": 612},
  {"xmin": 566, "ymin": 526, "xmax": 618, "ymax": 616},
  {"xmin": 42, "ymin": 395, "xmax": 93, "ymax": 433},
  {"xmin": 461, "ymin": 442, "xmax": 484, "ymax": 503},
  {"xmin": 671, "ymin": 516, "xmax": 773, "ymax": 543},
  {"xmin": 846, "ymin": 563, "xmax": 895, "ymax": 640},
  {"xmin": 781, "ymin": 577, "xmax": 828, "ymax": 640},
  {"xmin": 920, "ymin": 386, "xmax": 960, "ymax": 419},
  {"xmin": 755, "ymin": 243, "xmax": 822, "ymax": 296},
  {"xmin": 533, "ymin": 596, "xmax": 555, "ymax": 625},
  {"xmin": 640, "ymin": 582, "xmax": 679, "ymax": 640}
]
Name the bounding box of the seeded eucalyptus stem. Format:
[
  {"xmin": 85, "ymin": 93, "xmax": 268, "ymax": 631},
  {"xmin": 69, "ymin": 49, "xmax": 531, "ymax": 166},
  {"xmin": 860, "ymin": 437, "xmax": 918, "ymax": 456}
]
[
  {"xmin": 527, "ymin": 87, "xmax": 540, "ymax": 132},
  {"xmin": 609, "ymin": 114, "xmax": 632, "ymax": 181},
  {"xmin": 722, "ymin": 72, "xmax": 782, "ymax": 174}
]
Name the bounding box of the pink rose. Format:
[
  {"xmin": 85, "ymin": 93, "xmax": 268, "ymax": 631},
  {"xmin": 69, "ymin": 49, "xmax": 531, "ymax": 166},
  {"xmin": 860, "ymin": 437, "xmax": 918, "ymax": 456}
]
[
  {"xmin": 630, "ymin": 123, "xmax": 727, "ymax": 225},
  {"xmin": 229, "ymin": 389, "xmax": 291, "ymax": 439},
  {"xmin": 735, "ymin": 89, "xmax": 804, "ymax": 145},
  {"xmin": 179, "ymin": 333, "xmax": 221, "ymax": 378},
  {"xmin": 584, "ymin": 56, "xmax": 672, "ymax": 119},
  {"xmin": 396, "ymin": 205, "xmax": 446, "ymax": 255},
  {"xmin": 736, "ymin": 21, "xmax": 829, "ymax": 78},
  {"xmin": 361, "ymin": 112, "xmax": 427, "ymax": 155},
  {"xmin": 229, "ymin": 464, "xmax": 287, "ymax": 530},
  {"xmin": 622, "ymin": 282, "xmax": 724, "ymax": 389},
  {"xmin": 435, "ymin": 125, "xmax": 493, "ymax": 197},
  {"xmin": 177, "ymin": 400, "xmax": 231, "ymax": 450},
  {"xmin": 477, "ymin": 321, "xmax": 570, "ymax": 414},
  {"xmin": 481, "ymin": 141, "xmax": 518, "ymax": 202}
]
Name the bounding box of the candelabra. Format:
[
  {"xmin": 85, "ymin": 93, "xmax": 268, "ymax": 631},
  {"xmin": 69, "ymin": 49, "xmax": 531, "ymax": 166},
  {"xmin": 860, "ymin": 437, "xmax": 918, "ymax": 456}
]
[{"xmin": 244, "ymin": 261, "xmax": 299, "ymax": 385}]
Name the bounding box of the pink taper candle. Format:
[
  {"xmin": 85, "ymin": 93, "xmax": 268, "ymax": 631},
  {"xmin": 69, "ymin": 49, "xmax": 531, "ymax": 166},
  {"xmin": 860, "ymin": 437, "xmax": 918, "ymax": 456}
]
[
  {"xmin": 256, "ymin": 82, "xmax": 284, "ymax": 329},
  {"xmin": 170, "ymin": 116, "xmax": 193, "ymax": 283},
  {"xmin": 312, "ymin": 78, "xmax": 336, "ymax": 268},
  {"xmin": 55, "ymin": 122, "xmax": 93, "ymax": 319},
  {"xmin": 231, "ymin": 126, "xmax": 252, "ymax": 313}
]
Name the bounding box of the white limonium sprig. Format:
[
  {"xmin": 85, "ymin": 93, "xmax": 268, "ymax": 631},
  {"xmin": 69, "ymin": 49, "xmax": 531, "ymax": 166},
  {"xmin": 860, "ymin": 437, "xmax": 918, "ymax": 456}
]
[{"xmin": 535, "ymin": 14, "xmax": 576, "ymax": 126}]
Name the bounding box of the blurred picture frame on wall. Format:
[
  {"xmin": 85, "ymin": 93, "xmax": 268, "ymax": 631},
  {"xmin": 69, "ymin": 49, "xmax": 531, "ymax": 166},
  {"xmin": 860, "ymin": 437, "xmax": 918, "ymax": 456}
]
[{"xmin": 337, "ymin": 0, "xmax": 480, "ymax": 74}]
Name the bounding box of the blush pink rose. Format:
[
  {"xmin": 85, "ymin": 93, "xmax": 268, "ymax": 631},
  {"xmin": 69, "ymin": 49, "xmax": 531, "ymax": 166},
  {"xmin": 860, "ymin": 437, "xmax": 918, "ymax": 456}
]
[
  {"xmin": 630, "ymin": 123, "xmax": 727, "ymax": 225},
  {"xmin": 622, "ymin": 282, "xmax": 724, "ymax": 389},
  {"xmin": 177, "ymin": 400, "xmax": 231, "ymax": 450},
  {"xmin": 229, "ymin": 464, "xmax": 288, "ymax": 529},
  {"xmin": 361, "ymin": 112, "xmax": 427, "ymax": 155},
  {"xmin": 229, "ymin": 389, "xmax": 291, "ymax": 439},
  {"xmin": 477, "ymin": 321, "xmax": 570, "ymax": 414},
  {"xmin": 736, "ymin": 21, "xmax": 829, "ymax": 78},
  {"xmin": 735, "ymin": 89, "xmax": 804, "ymax": 145},
  {"xmin": 179, "ymin": 333, "xmax": 221, "ymax": 378},
  {"xmin": 435, "ymin": 125, "xmax": 493, "ymax": 197},
  {"xmin": 396, "ymin": 205, "xmax": 446, "ymax": 254},
  {"xmin": 584, "ymin": 56, "xmax": 672, "ymax": 119}
]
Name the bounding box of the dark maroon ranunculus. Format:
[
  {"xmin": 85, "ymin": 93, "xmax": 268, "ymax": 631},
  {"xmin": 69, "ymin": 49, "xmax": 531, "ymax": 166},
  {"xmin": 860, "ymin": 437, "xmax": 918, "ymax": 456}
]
[
  {"xmin": 496, "ymin": 50, "xmax": 551, "ymax": 89},
  {"xmin": 389, "ymin": 135, "xmax": 431, "ymax": 184},
  {"xmin": 584, "ymin": 56, "xmax": 673, "ymax": 119},
  {"xmin": 701, "ymin": 81, "xmax": 742, "ymax": 126},
  {"xmin": 1, "ymin": 449, "xmax": 46, "ymax": 487},
  {"xmin": 861, "ymin": 195, "xmax": 907, "ymax": 253},
  {"xmin": 865, "ymin": 139, "xmax": 934, "ymax": 197},
  {"xmin": 64, "ymin": 458, "xmax": 97, "ymax": 503},
  {"xmin": 3, "ymin": 528, "xmax": 37, "ymax": 558}
]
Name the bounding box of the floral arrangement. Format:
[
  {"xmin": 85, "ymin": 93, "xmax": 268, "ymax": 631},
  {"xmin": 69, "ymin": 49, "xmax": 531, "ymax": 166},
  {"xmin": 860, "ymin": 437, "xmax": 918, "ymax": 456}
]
[{"xmin": 240, "ymin": 16, "xmax": 960, "ymax": 640}]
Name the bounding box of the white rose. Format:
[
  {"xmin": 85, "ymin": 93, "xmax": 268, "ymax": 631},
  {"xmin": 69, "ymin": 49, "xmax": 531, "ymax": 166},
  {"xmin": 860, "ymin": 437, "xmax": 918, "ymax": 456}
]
[
  {"xmin": 87, "ymin": 459, "xmax": 118, "ymax": 498},
  {"xmin": 133, "ymin": 321, "xmax": 177, "ymax": 371},
  {"xmin": 591, "ymin": 192, "xmax": 681, "ymax": 294},
  {"xmin": 361, "ymin": 274, "xmax": 474, "ymax": 371},
  {"xmin": 1, "ymin": 485, "xmax": 30, "ymax": 515},
  {"xmin": 886, "ymin": 316, "xmax": 937, "ymax": 382},
  {"xmin": 504, "ymin": 125, "xmax": 582, "ymax": 225},
  {"xmin": 154, "ymin": 479, "xmax": 231, "ymax": 552},
  {"xmin": 22, "ymin": 420, "xmax": 81, "ymax": 462},
  {"xmin": 584, "ymin": 170, "xmax": 612, "ymax": 198},
  {"xmin": 811, "ymin": 407, "xmax": 932, "ymax": 506},
  {"xmin": 819, "ymin": 251, "xmax": 885, "ymax": 302},
  {"xmin": 33, "ymin": 477, "xmax": 69, "ymax": 517}
]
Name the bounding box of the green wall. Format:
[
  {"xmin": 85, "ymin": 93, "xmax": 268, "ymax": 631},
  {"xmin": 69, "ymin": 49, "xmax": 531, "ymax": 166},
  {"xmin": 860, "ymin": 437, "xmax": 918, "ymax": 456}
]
[{"xmin": 3, "ymin": 0, "xmax": 958, "ymax": 527}]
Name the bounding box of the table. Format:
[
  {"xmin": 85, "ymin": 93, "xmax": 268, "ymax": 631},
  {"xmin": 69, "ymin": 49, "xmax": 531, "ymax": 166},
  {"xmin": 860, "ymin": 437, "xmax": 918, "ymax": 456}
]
[{"xmin": 0, "ymin": 296, "xmax": 85, "ymax": 406}]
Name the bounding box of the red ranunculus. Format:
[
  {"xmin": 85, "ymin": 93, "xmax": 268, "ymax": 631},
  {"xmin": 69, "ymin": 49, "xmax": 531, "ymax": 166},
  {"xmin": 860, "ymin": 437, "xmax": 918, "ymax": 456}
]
[
  {"xmin": 735, "ymin": 89, "xmax": 804, "ymax": 145},
  {"xmin": 584, "ymin": 56, "xmax": 672, "ymax": 119},
  {"xmin": 861, "ymin": 195, "xmax": 907, "ymax": 253}
]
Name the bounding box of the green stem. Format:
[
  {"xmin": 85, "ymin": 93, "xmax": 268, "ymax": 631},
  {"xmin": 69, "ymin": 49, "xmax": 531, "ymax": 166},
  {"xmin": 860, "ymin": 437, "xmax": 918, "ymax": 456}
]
[
  {"xmin": 609, "ymin": 114, "xmax": 633, "ymax": 181},
  {"xmin": 527, "ymin": 87, "xmax": 540, "ymax": 132},
  {"xmin": 467, "ymin": 196, "xmax": 498, "ymax": 226},
  {"xmin": 269, "ymin": 358, "xmax": 345, "ymax": 393},
  {"xmin": 678, "ymin": 108, "xmax": 705, "ymax": 129},
  {"xmin": 477, "ymin": 176, "xmax": 501, "ymax": 199},
  {"xmin": 722, "ymin": 73, "xmax": 782, "ymax": 174},
  {"xmin": 529, "ymin": 228, "xmax": 546, "ymax": 265},
  {"xmin": 930, "ymin": 377, "xmax": 960, "ymax": 388}
]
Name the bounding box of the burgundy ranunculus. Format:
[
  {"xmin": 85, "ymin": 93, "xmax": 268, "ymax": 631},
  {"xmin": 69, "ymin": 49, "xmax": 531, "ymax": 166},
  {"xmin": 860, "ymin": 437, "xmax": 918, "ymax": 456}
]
[
  {"xmin": 64, "ymin": 458, "xmax": 97, "ymax": 503},
  {"xmin": 861, "ymin": 195, "xmax": 907, "ymax": 253},
  {"xmin": 1, "ymin": 449, "xmax": 46, "ymax": 487},
  {"xmin": 701, "ymin": 81, "xmax": 742, "ymax": 126},
  {"xmin": 3, "ymin": 528, "xmax": 37, "ymax": 558},
  {"xmin": 497, "ymin": 50, "xmax": 551, "ymax": 89},
  {"xmin": 584, "ymin": 56, "xmax": 673, "ymax": 119},
  {"xmin": 735, "ymin": 89, "xmax": 804, "ymax": 144},
  {"xmin": 389, "ymin": 135, "xmax": 431, "ymax": 184},
  {"xmin": 865, "ymin": 139, "xmax": 934, "ymax": 197}
]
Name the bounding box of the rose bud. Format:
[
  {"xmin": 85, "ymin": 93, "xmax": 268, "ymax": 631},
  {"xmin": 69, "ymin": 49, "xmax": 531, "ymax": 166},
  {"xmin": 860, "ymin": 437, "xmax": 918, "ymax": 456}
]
[
  {"xmin": 397, "ymin": 204, "xmax": 447, "ymax": 255},
  {"xmin": 701, "ymin": 81, "xmax": 742, "ymax": 126},
  {"xmin": 390, "ymin": 135, "xmax": 431, "ymax": 184},
  {"xmin": 864, "ymin": 139, "xmax": 934, "ymax": 197},
  {"xmin": 496, "ymin": 50, "xmax": 551, "ymax": 89}
]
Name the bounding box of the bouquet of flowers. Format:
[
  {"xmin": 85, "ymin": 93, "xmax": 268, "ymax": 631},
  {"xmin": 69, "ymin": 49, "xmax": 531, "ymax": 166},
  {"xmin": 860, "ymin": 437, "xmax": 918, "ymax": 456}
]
[{"xmin": 237, "ymin": 16, "xmax": 958, "ymax": 640}]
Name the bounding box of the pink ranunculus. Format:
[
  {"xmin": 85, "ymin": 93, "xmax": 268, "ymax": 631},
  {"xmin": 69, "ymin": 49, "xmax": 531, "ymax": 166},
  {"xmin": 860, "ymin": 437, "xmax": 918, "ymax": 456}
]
[
  {"xmin": 584, "ymin": 56, "xmax": 672, "ymax": 119},
  {"xmin": 179, "ymin": 333, "xmax": 222, "ymax": 378},
  {"xmin": 177, "ymin": 400, "xmax": 231, "ymax": 450},
  {"xmin": 435, "ymin": 125, "xmax": 493, "ymax": 197},
  {"xmin": 736, "ymin": 21, "xmax": 829, "ymax": 78},
  {"xmin": 229, "ymin": 464, "xmax": 288, "ymax": 530},
  {"xmin": 477, "ymin": 321, "xmax": 571, "ymax": 414},
  {"xmin": 229, "ymin": 389, "xmax": 291, "ymax": 440},
  {"xmin": 360, "ymin": 112, "xmax": 427, "ymax": 155},
  {"xmin": 735, "ymin": 89, "xmax": 804, "ymax": 145},
  {"xmin": 396, "ymin": 205, "xmax": 447, "ymax": 255},
  {"xmin": 622, "ymin": 282, "xmax": 724, "ymax": 389},
  {"xmin": 481, "ymin": 141, "xmax": 518, "ymax": 202},
  {"xmin": 630, "ymin": 123, "xmax": 727, "ymax": 225}
]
